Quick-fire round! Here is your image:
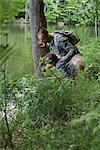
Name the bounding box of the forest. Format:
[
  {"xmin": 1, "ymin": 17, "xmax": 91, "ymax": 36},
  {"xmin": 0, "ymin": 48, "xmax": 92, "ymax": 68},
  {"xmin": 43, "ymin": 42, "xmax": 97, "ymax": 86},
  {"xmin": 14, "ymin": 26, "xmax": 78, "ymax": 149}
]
[{"xmin": 0, "ymin": 0, "xmax": 100, "ymax": 149}]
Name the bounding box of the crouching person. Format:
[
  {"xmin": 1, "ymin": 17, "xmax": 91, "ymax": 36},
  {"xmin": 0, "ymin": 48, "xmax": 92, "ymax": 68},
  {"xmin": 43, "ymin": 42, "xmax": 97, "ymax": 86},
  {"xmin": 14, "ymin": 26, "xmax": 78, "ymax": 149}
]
[{"xmin": 38, "ymin": 28, "xmax": 85, "ymax": 77}]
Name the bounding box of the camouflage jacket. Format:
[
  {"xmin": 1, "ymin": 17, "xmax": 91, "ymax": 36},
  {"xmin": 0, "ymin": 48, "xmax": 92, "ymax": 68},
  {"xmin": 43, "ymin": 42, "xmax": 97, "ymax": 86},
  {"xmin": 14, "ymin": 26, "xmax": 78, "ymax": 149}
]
[{"xmin": 48, "ymin": 33, "xmax": 80, "ymax": 61}]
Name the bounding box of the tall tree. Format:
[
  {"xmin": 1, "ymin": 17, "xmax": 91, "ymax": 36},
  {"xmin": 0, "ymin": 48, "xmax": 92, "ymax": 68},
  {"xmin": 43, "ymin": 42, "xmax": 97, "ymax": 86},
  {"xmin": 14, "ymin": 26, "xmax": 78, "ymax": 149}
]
[{"xmin": 29, "ymin": 0, "xmax": 46, "ymax": 77}]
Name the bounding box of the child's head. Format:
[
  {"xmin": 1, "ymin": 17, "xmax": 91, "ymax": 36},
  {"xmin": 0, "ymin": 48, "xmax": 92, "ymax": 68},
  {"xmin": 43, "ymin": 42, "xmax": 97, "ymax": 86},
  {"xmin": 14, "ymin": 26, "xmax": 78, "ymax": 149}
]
[{"xmin": 45, "ymin": 53, "xmax": 58, "ymax": 68}]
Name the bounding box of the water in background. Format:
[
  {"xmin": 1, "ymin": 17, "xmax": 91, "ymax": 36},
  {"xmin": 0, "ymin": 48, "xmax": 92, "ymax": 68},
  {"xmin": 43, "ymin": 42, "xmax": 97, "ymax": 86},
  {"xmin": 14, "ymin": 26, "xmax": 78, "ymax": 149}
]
[{"xmin": 7, "ymin": 23, "xmax": 99, "ymax": 76}]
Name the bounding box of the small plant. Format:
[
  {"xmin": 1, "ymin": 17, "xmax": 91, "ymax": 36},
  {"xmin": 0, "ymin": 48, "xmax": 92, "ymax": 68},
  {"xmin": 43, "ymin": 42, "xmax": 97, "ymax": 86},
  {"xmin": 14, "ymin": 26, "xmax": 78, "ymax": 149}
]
[{"xmin": 0, "ymin": 31, "xmax": 14, "ymax": 149}]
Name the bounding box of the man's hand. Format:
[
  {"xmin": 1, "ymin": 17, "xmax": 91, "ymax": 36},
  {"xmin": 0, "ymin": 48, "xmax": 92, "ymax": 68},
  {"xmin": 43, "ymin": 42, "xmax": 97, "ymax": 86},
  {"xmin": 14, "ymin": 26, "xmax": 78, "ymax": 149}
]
[
  {"xmin": 57, "ymin": 55, "xmax": 67, "ymax": 61},
  {"xmin": 60, "ymin": 56, "xmax": 68, "ymax": 61}
]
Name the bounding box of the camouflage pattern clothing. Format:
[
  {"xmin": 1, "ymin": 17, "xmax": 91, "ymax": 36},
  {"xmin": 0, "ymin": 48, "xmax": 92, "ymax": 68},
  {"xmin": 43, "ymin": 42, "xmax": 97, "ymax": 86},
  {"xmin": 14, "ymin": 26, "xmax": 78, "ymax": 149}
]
[{"xmin": 48, "ymin": 33, "xmax": 80, "ymax": 77}]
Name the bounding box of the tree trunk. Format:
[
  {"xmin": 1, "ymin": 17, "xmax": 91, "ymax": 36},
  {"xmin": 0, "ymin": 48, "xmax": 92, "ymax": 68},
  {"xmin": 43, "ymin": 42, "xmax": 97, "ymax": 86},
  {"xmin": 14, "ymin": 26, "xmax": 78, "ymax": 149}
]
[
  {"xmin": 94, "ymin": 0, "xmax": 99, "ymax": 38},
  {"xmin": 55, "ymin": 16, "xmax": 58, "ymax": 29},
  {"xmin": 38, "ymin": 0, "xmax": 47, "ymax": 57},
  {"xmin": 39, "ymin": 0, "xmax": 47, "ymax": 29},
  {"xmin": 29, "ymin": 0, "xmax": 44, "ymax": 77}
]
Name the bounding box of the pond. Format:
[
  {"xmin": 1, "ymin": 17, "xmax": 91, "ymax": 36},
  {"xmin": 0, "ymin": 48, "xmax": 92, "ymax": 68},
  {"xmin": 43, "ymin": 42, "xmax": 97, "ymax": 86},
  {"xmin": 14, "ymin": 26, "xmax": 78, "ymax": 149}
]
[{"xmin": 7, "ymin": 23, "xmax": 99, "ymax": 76}]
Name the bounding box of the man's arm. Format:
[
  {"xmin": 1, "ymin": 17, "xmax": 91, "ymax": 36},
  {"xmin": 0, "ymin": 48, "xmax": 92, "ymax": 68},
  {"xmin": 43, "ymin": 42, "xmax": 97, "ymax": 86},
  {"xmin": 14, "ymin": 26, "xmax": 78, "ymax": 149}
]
[
  {"xmin": 59, "ymin": 39, "xmax": 79, "ymax": 62},
  {"xmin": 60, "ymin": 47, "xmax": 76, "ymax": 61}
]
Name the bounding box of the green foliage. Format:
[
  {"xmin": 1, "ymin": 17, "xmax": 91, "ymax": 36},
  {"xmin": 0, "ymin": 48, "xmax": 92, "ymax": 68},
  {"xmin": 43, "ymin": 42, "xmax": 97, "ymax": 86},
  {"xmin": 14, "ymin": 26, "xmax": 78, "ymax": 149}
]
[
  {"xmin": 0, "ymin": 31, "xmax": 14, "ymax": 149},
  {"xmin": 0, "ymin": 1, "xmax": 100, "ymax": 148},
  {"xmin": 44, "ymin": 0, "xmax": 67, "ymax": 23},
  {"xmin": 0, "ymin": 72, "xmax": 99, "ymax": 149},
  {"xmin": 0, "ymin": 0, "xmax": 26, "ymax": 23},
  {"xmin": 44, "ymin": 0, "xmax": 100, "ymax": 25},
  {"xmin": 0, "ymin": 32, "xmax": 14, "ymax": 70},
  {"xmin": 79, "ymin": 38, "xmax": 100, "ymax": 80},
  {"xmin": 0, "ymin": 0, "xmax": 99, "ymax": 26}
]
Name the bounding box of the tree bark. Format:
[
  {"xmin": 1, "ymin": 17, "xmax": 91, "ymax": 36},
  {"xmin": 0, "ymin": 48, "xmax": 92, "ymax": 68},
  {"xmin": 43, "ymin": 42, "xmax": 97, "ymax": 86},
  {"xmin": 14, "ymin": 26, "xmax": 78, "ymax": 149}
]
[
  {"xmin": 39, "ymin": 0, "xmax": 47, "ymax": 29},
  {"xmin": 29, "ymin": 0, "xmax": 44, "ymax": 77},
  {"xmin": 38, "ymin": 0, "xmax": 47, "ymax": 57}
]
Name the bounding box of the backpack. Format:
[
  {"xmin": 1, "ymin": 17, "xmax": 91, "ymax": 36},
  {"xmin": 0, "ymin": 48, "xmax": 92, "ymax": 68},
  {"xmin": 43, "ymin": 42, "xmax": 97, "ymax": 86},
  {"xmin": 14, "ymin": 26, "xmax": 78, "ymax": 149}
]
[{"xmin": 54, "ymin": 30, "xmax": 80, "ymax": 45}]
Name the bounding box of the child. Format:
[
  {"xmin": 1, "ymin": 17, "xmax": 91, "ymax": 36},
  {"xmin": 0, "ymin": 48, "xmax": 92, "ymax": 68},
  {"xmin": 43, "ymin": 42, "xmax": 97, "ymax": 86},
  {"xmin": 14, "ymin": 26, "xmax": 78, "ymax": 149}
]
[{"xmin": 44, "ymin": 53, "xmax": 58, "ymax": 69}]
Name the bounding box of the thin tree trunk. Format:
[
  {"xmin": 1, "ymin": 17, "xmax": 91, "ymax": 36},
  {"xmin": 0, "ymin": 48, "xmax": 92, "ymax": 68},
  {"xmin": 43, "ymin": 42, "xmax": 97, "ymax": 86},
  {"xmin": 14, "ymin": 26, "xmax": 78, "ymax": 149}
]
[
  {"xmin": 95, "ymin": 17, "xmax": 98, "ymax": 38},
  {"xmin": 94, "ymin": 0, "xmax": 99, "ymax": 38},
  {"xmin": 29, "ymin": 0, "xmax": 43, "ymax": 77}
]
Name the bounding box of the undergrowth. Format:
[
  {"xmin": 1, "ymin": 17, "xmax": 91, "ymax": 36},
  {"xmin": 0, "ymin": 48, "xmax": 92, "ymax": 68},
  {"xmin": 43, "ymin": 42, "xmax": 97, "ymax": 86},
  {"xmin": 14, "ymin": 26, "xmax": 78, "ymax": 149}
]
[{"xmin": 0, "ymin": 39, "xmax": 100, "ymax": 149}]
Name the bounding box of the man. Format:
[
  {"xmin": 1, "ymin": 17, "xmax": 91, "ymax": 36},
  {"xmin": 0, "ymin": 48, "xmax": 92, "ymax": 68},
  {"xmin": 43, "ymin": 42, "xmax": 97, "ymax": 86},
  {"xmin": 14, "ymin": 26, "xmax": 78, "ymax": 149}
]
[{"xmin": 38, "ymin": 28, "xmax": 85, "ymax": 77}]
